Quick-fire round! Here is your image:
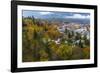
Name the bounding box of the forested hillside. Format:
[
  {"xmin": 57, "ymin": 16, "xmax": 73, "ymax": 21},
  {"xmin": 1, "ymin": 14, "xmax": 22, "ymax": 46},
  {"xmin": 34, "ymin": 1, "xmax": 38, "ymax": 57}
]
[{"xmin": 22, "ymin": 16, "xmax": 90, "ymax": 62}]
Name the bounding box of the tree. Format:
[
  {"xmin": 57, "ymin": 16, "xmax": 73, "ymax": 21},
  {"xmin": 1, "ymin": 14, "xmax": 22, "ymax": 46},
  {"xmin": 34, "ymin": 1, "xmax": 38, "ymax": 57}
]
[{"xmin": 56, "ymin": 44, "xmax": 73, "ymax": 60}]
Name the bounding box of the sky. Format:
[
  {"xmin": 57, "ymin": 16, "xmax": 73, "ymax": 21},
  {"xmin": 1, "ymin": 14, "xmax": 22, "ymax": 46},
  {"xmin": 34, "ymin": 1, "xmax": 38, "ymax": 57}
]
[{"xmin": 22, "ymin": 10, "xmax": 90, "ymax": 19}]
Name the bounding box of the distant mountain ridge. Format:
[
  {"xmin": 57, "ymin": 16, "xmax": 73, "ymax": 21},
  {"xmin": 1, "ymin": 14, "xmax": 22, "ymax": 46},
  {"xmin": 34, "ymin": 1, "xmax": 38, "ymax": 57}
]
[{"xmin": 42, "ymin": 18, "xmax": 90, "ymax": 24}]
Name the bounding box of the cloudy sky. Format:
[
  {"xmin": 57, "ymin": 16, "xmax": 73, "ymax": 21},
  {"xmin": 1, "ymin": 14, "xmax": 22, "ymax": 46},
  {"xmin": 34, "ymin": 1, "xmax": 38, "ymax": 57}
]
[{"xmin": 22, "ymin": 10, "xmax": 90, "ymax": 19}]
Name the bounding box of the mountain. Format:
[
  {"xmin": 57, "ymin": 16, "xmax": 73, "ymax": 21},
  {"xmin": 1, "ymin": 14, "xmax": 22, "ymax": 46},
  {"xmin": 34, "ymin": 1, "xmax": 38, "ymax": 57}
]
[{"xmin": 39, "ymin": 17, "xmax": 90, "ymax": 24}]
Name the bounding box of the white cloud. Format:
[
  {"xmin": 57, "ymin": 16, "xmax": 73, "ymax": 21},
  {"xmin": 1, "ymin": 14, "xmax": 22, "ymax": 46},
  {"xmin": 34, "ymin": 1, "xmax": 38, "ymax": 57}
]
[
  {"xmin": 39, "ymin": 12, "xmax": 53, "ymax": 15},
  {"xmin": 65, "ymin": 14, "xmax": 90, "ymax": 19}
]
